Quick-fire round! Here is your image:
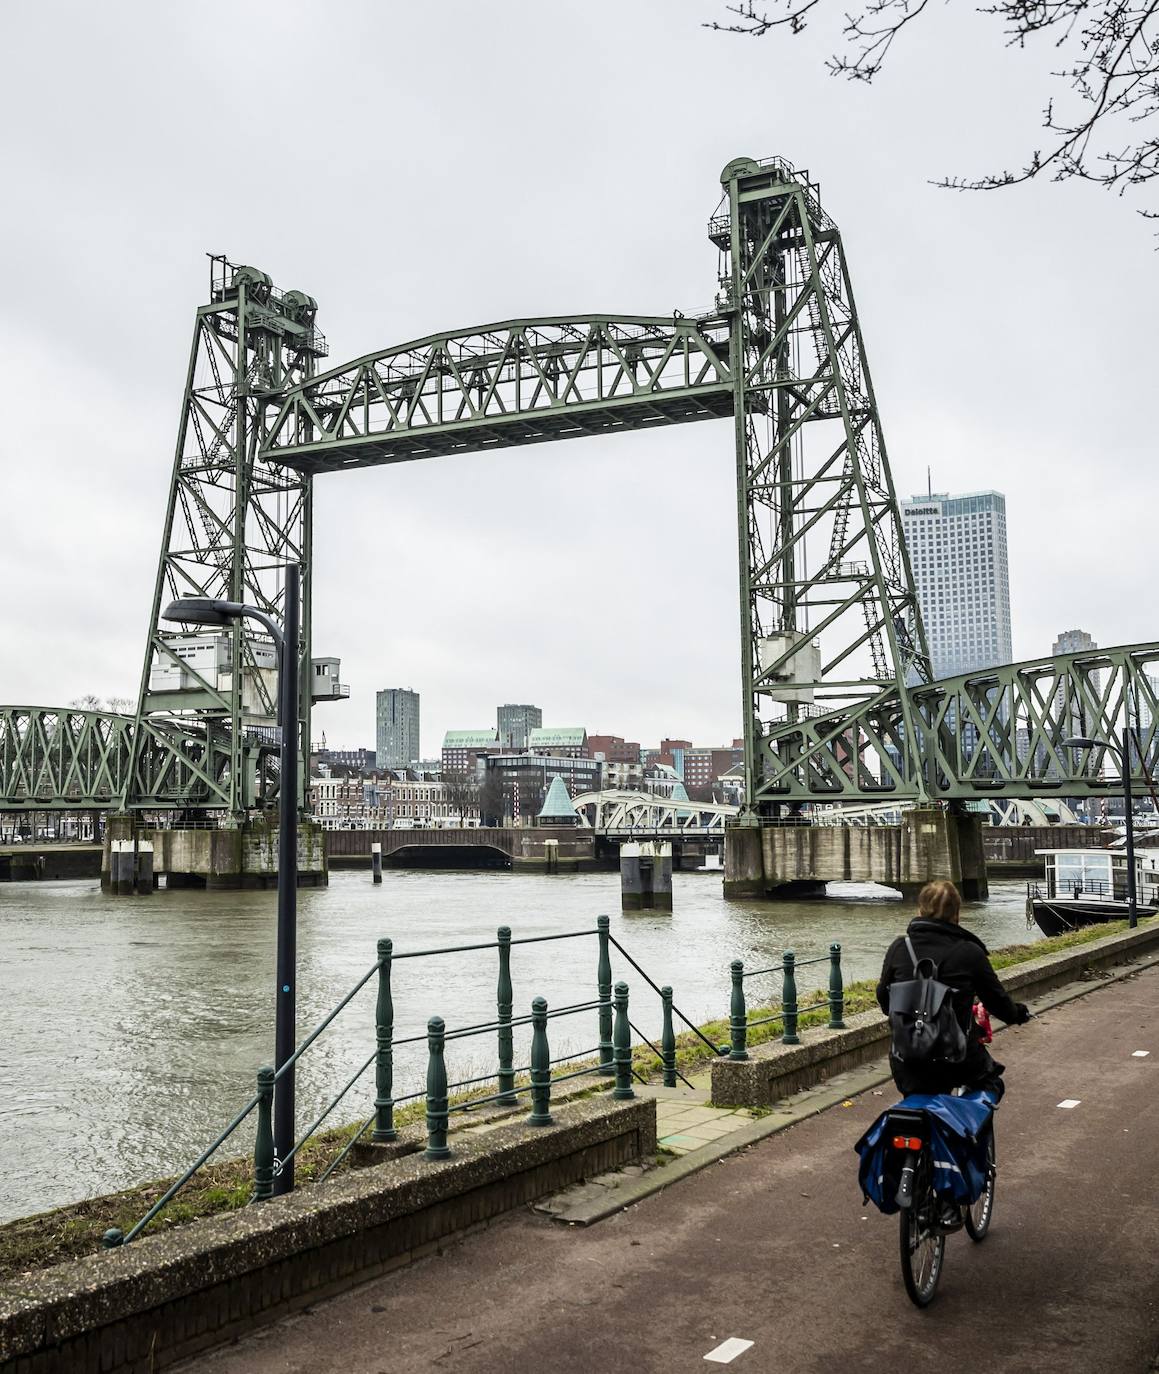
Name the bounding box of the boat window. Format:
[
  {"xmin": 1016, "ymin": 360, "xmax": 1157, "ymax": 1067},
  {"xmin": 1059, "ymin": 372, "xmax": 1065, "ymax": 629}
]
[{"xmin": 1055, "ymin": 853, "xmax": 1112, "ymax": 887}]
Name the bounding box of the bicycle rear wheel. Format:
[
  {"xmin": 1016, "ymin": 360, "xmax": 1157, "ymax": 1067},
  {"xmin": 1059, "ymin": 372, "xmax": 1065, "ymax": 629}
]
[
  {"xmin": 899, "ymin": 1177, "xmax": 945, "ymax": 1307},
  {"xmin": 965, "ymin": 1132, "xmax": 996, "ymax": 1241}
]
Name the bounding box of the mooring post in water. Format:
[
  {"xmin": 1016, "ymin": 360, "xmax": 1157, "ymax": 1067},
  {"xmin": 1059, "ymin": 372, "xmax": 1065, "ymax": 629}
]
[
  {"xmin": 134, "ymin": 840, "xmax": 154, "ymax": 895},
  {"xmin": 371, "ymin": 841, "xmax": 382, "ymax": 884}
]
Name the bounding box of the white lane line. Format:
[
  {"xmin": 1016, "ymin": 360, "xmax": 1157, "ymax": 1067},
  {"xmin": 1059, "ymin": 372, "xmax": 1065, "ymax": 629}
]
[
  {"xmin": 1133, "ymin": 1050, "xmax": 1150, "ymax": 1058},
  {"xmin": 1057, "ymin": 1099, "xmax": 1081, "ymax": 1109},
  {"xmin": 705, "ymin": 1337, "xmax": 755, "ymax": 1364}
]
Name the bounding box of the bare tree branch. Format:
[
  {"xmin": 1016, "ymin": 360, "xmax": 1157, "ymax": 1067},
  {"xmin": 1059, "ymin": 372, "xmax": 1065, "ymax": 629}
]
[{"xmin": 707, "ymin": 0, "xmax": 1159, "ymax": 219}]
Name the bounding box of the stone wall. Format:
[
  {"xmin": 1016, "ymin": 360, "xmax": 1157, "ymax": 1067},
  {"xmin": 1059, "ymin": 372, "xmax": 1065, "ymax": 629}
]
[{"xmin": 0, "ymin": 1096, "xmax": 655, "ymax": 1374}]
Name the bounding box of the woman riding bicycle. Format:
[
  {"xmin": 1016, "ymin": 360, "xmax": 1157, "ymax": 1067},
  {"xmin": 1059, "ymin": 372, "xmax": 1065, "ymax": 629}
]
[{"xmin": 876, "ymin": 879, "xmax": 1031, "ymax": 1102}]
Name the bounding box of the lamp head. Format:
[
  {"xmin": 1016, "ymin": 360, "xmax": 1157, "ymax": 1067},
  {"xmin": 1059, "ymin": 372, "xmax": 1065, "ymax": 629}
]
[
  {"xmin": 162, "ymin": 597, "xmax": 244, "ymax": 627},
  {"xmin": 1062, "ymin": 737, "xmax": 1101, "ymax": 751}
]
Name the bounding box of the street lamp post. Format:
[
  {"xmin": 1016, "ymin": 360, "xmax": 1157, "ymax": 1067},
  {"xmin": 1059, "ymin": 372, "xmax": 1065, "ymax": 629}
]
[
  {"xmin": 1063, "ymin": 729, "xmax": 1137, "ymax": 929},
  {"xmin": 163, "ymin": 564, "xmax": 301, "ymax": 1192}
]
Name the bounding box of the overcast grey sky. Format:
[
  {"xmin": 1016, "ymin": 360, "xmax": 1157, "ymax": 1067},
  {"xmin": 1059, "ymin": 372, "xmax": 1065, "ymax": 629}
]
[{"xmin": 2, "ymin": 0, "xmax": 1155, "ymax": 758}]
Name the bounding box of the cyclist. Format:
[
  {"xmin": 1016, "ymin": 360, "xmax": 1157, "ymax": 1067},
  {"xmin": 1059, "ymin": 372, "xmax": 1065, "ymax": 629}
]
[{"xmin": 876, "ymin": 879, "xmax": 1031, "ymax": 1102}]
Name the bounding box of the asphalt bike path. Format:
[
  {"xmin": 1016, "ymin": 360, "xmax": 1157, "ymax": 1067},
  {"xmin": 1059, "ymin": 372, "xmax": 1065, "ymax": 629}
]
[{"xmin": 192, "ymin": 963, "xmax": 1159, "ymax": 1374}]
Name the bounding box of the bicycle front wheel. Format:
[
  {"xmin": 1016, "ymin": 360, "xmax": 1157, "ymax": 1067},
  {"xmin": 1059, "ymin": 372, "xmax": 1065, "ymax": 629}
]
[
  {"xmin": 965, "ymin": 1132, "xmax": 996, "ymax": 1241},
  {"xmin": 899, "ymin": 1189, "xmax": 945, "ymax": 1307}
]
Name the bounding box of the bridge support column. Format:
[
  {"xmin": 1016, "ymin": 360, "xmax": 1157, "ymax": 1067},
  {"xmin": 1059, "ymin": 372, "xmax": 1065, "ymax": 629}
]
[
  {"xmin": 104, "ymin": 817, "xmax": 327, "ymax": 892},
  {"xmin": 724, "ymin": 825, "xmax": 764, "ymax": 899},
  {"xmin": 900, "ymin": 807, "xmax": 988, "ymax": 902},
  {"xmin": 620, "ymin": 842, "xmax": 673, "ymax": 911}
]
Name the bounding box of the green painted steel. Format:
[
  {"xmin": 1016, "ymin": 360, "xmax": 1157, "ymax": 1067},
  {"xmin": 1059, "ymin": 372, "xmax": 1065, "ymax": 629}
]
[
  {"xmin": 496, "ymin": 926, "xmax": 517, "ymax": 1105},
  {"xmin": 596, "ymin": 914, "xmax": 614, "ymax": 1076},
  {"xmin": 424, "ymin": 1016, "xmax": 451, "ymax": 1161},
  {"xmin": 612, "ymin": 981, "xmax": 635, "ymax": 1100},
  {"xmin": 372, "ymin": 938, "xmax": 397, "ymax": 1143},
  {"xmin": 253, "ymin": 1065, "xmax": 276, "ymax": 1200},
  {"xmin": 729, "ymin": 960, "xmax": 749, "ymax": 1061},
  {"xmin": 261, "ymin": 318, "xmax": 734, "ymax": 474},
  {"xmin": 781, "ymin": 951, "xmax": 800, "ymax": 1045},
  {"xmin": 828, "ymin": 943, "xmax": 847, "ymax": 1030},
  {"xmin": 660, "ymin": 985, "xmax": 677, "ymax": 1088},
  {"xmin": 527, "ymin": 996, "xmax": 553, "ymax": 1126},
  {"xmin": 5, "ymin": 159, "xmax": 1159, "ymax": 813}
]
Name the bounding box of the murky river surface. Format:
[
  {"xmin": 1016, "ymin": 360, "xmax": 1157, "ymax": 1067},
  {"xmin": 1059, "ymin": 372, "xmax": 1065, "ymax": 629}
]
[{"xmin": 0, "ymin": 869, "xmax": 1037, "ymax": 1221}]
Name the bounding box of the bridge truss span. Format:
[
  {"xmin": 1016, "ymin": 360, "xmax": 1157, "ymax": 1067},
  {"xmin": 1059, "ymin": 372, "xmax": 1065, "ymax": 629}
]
[
  {"xmin": 572, "ymin": 790, "xmax": 738, "ymax": 833},
  {"xmin": 260, "ymin": 316, "xmax": 735, "ymax": 472}
]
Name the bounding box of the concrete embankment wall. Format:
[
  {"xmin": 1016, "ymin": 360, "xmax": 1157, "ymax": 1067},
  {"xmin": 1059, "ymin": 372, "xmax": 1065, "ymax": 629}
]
[
  {"xmin": 0, "ymin": 1096, "xmax": 655, "ymax": 1374},
  {"xmin": 0, "ymin": 846, "xmax": 102, "ymax": 881}
]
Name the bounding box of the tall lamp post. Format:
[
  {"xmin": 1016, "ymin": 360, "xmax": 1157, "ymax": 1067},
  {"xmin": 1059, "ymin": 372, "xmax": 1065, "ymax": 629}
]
[
  {"xmin": 163, "ymin": 565, "xmax": 301, "ymax": 1192},
  {"xmin": 1063, "ymin": 730, "xmax": 1137, "ymax": 929}
]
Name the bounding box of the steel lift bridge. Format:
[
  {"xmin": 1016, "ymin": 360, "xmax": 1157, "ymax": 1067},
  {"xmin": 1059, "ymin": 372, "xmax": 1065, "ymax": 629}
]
[{"xmin": 3, "ymin": 154, "xmax": 1158, "ymax": 819}]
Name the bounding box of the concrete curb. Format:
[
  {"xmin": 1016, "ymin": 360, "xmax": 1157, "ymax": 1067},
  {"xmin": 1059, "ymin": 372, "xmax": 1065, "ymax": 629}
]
[{"xmin": 549, "ymin": 949, "xmax": 1159, "ymax": 1226}]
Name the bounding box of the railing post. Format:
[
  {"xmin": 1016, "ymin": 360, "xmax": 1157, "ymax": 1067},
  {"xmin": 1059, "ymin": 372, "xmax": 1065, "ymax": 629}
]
[
  {"xmin": 782, "ymin": 950, "xmax": 800, "ymax": 1045},
  {"xmin": 373, "ymin": 938, "xmax": 397, "ymax": 1141},
  {"xmin": 661, "ymin": 985, "xmax": 677, "ymax": 1088},
  {"xmin": 497, "ymin": 926, "xmax": 517, "ymax": 1105},
  {"xmin": 424, "ymin": 1016, "xmax": 451, "ymax": 1161},
  {"xmin": 597, "ymin": 914, "xmax": 614, "ymax": 1076},
  {"xmin": 253, "ymin": 1065, "xmax": 275, "ymax": 1201},
  {"xmin": 613, "ymin": 981, "xmax": 634, "ymax": 1100},
  {"xmin": 828, "ymin": 942, "xmax": 846, "ymax": 1030},
  {"xmin": 528, "ymin": 996, "xmax": 553, "ymax": 1125},
  {"xmin": 729, "ymin": 960, "xmax": 749, "ymax": 1061}
]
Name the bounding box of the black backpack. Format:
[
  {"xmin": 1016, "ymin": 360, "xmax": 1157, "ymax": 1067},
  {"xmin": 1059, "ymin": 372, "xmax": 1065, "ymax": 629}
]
[{"xmin": 887, "ymin": 936, "xmax": 968, "ymax": 1064}]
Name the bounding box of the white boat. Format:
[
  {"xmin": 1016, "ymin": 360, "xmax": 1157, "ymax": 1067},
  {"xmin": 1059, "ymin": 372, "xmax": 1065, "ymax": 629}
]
[{"xmin": 1026, "ymin": 848, "xmax": 1159, "ymax": 936}]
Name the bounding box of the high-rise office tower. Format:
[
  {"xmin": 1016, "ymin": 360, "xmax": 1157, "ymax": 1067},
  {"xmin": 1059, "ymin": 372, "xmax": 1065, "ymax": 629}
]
[
  {"xmin": 497, "ymin": 703, "xmax": 542, "ymax": 751},
  {"xmin": 901, "ymin": 491, "xmax": 1013, "ymax": 679},
  {"xmin": 376, "ymin": 688, "xmax": 420, "ymax": 770}
]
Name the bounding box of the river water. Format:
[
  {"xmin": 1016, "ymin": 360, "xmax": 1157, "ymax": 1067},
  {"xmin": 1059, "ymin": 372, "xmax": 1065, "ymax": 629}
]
[{"xmin": 0, "ymin": 869, "xmax": 1037, "ymax": 1222}]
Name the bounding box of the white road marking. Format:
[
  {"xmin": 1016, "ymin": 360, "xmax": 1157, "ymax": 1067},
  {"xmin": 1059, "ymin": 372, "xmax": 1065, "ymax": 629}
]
[
  {"xmin": 1057, "ymin": 1099, "xmax": 1081, "ymax": 1109},
  {"xmin": 1133, "ymin": 1050, "xmax": 1150, "ymax": 1058},
  {"xmin": 704, "ymin": 1337, "xmax": 755, "ymax": 1364}
]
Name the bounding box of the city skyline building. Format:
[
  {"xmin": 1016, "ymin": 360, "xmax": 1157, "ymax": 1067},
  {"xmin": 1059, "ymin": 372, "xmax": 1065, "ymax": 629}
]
[
  {"xmin": 901, "ymin": 490, "xmax": 1013, "ymax": 679},
  {"xmin": 497, "ymin": 703, "xmax": 542, "ymax": 750},
  {"xmin": 375, "ymin": 688, "xmax": 420, "ymax": 771}
]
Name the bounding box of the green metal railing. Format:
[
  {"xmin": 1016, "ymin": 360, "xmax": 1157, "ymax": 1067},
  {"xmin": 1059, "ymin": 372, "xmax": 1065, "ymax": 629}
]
[
  {"xmin": 727, "ymin": 944, "xmax": 846, "ymax": 1063},
  {"xmin": 101, "ymin": 920, "xmax": 848, "ymax": 1249}
]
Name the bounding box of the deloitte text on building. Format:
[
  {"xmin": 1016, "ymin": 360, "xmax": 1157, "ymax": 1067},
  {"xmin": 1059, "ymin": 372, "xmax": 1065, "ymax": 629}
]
[{"xmin": 901, "ymin": 491, "xmax": 1012, "ymax": 678}]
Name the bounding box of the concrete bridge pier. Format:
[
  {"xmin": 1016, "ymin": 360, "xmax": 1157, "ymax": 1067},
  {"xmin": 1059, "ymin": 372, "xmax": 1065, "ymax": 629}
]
[
  {"xmin": 101, "ymin": 813, "xmax": 327, "ymax": 892},
  {"xmin": 620, "ymin": 842, "xmax": 673, "ymax": 911},
  {"xmin": 724, "ymin": 807, "xmax": 988, "ymax": 901}
]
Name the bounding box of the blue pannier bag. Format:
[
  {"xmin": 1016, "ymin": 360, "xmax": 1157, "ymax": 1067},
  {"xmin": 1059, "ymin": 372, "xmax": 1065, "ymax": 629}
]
[{"xmin": 854, "ymin": 1090, "xmax": 996, "ymax": 1215}]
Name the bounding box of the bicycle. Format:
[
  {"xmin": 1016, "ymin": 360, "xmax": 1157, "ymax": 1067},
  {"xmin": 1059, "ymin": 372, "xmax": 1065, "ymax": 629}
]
[{"xmin": 887, "ymin": 1096, "xmax": 997, "ymax": 1307}]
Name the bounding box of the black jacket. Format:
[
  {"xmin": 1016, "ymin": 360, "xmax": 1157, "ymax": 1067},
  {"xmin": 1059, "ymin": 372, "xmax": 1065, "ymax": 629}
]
[{"xmin": 876, "ymin": 918, "xmax": 1024, "ymax": 1042}]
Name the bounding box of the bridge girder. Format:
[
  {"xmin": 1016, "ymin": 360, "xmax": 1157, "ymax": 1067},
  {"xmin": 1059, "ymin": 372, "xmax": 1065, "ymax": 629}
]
[{"xmin": 260, "ymin": 317, "xmax": 735, "ymax": 474}]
